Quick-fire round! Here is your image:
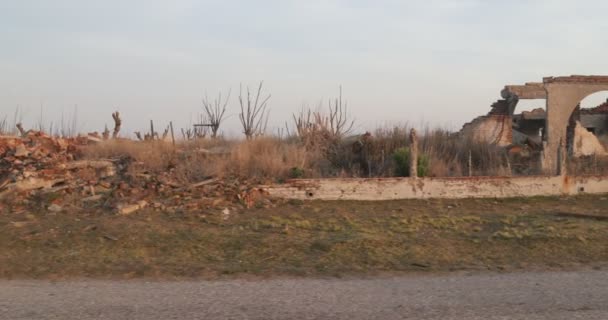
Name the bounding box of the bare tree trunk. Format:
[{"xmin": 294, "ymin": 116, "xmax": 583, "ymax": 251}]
[
  {"xmin": 16, "ymin": 123, "xmax": 27, "ymax": 137},
  {"xmin": 169, "ymin": 121, "xmax": 175, "ymax": 146},
  {"xmin": 202, "ymin": 90, "xmax": 230, "ymax": 138},
  {"xmin": 239, "ymin": 81, "xmax": 271, "ymax": 139},
  {"xmin": 102, "ymin": 125, "xmax": 110, "ymax": 140},
  {"xmin": 150, "ymin": 120, "xmax": 155, "ymax": 141},
  {"xmin": 112, "ymin": 112, "xmax": 122, "ymax": 138}
]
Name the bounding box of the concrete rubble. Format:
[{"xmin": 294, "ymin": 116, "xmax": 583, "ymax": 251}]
[{"xmin": 0, "ymin": 131, "xmax": 274, "ymax": 215}]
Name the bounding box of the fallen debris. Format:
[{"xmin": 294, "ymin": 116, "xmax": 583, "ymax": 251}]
[
  {"xmin": 47, "ymin": 204, "xmax": 63, "ymax": 213},
  {"xmin": 117, "ymin": 200, "xmax": 149, "ymax": 215},
  {"xmin": 81, "ymin": 194, "xmax": 103, "ymax": 202},
  {"xmin": 103, "ymin": 234, "xmax": 118, "ymax": 241},
  {"xmin": 0, "ymin": 130, "xmax": 276, "ymax": 216}
]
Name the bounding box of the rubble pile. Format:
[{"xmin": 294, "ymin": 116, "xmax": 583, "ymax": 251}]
[
  {"xmin": 1, "ymin": 131, "xmax": 87, "ymax": 189},
  {"xmin": 0, "ymin": 132, "xmax": 116, "ymax": 207},
  {"xmin": 0, "ymin": 133, "xmax": 273, "ymax": 215}
]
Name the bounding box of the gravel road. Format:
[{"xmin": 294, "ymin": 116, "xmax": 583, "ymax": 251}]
[{"xmin": 1, "ymin": 270, "xmax": 606, "ymax": 319}]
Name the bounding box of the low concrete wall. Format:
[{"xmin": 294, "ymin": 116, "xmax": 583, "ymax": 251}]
[{"xmin": 262, "ymin": 175, "xmax": 608, "ymax": 201}]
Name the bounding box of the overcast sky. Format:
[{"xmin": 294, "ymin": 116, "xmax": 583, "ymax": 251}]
[{"xmin": 1, "ymin": 0, "xmax": 608, "ymax": 137}]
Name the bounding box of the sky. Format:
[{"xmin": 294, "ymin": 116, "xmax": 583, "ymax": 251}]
[{"xmin": 1, "ymin": 0, "xmax": 608, "ymax": 137}]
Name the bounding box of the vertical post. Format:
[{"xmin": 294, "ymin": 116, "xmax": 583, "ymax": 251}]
[
  {"xmin": 468, "ymin": 150, "xmax": 473, "ymax": 177},
  {"xmin": 169, "ymin": 121, "xmax": 175, "ymax": 146},
  {"xmin": 409, "ymin": 128, "xmax": 418, "ymax": 178},
  {"xmin": 505, "ymin": 154, "xmax": 512, "ymax": 176},
  {"xmin": 150, "ymin": 120, "xmax": 155, "ymax": 140}
]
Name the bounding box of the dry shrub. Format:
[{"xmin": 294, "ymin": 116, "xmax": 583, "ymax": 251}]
[
  {"xmin": 426, "ymin": 155, "xmax": 462, "ymax": 177},
  {"xmin": 306, "ymin": 125, "xmax": 412, "ymax": 178},
  {"xmin": 290, "ymin": 88, "xmax": 354, "ymax": 147},
  {"xmin": 362, "ymin": 126, "xmax": 410, "ymax": 176}
]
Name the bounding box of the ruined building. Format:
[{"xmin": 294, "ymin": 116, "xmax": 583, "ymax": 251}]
[{"xmin": 460, "ymin": 76, "xmax": 608, "ymax": 174}]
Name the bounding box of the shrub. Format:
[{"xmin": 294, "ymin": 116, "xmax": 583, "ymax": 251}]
[
  {"xmin": 289, "ymin": 167, "xmax": 305, "ymax": 179},
  {"xmin": 393, "ymin": 147, "xmax": 429, "ymax": 177},
  {"xmin": 418, "ymin": 153, "xmax": 430, "ymax": 177}
]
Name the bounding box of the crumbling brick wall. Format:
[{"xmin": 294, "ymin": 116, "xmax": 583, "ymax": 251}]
[{"xmin": 460, "ymin": 100, "xmax": 512, "ymax": 146}]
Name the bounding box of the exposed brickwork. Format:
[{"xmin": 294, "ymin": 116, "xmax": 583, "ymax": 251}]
[
  {"xmin": 488, "ymin": 100, "xmax": 510, "ymax": 115},
  {"xmin": 580, "ymin": 102, "xmax": 608, "ymax": 115},
  {"xmin": 544, "ymin": 75, "xmax": 608, "ymax": 84}
]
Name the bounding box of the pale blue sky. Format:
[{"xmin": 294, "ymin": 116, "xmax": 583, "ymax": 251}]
[{"xmin": 1, "ymin": 0, "xmax": 608, "ymax": 136}]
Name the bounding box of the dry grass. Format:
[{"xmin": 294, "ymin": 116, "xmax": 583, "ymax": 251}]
[
  {"xmin": 81, "ymin": 126, "xmax": 516, "ymax": 181},
  {"xmin": 82, "ymin": 137, "xmax": 321, "ymax": 183},
  {"xmin": 82, "ymin": 139, "xmax": 176, "ymax": 173},
  {"xmin": 220, "ymin": 137, "xmax": 320, "ymax": 181},
  {"xmin": 421, "ymin": 129, "xmax": 512, "ymax": 176}
]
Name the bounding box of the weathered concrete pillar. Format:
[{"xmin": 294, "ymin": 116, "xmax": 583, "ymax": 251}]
[
  {"xmin": 468, "ymin": 150, "xmax": 473, "ymax": 177},
  {"xmin": 543, "ymin": 88, "xmax": 577, "ymax": 175},
  {"xmin": 542, "ymin": 79, "xmax": 608, "ymax": 175},
  {"xmin": 409, "ymin": 128, "xmax": 418, "ymax": 178}
]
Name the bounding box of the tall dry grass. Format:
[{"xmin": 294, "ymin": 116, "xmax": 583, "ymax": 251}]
[
  {"xmin": 222, "ymin": 137, "xmax": 318, "ymax": 181},
  {"xmin": 323, "ymin": 125, "xmax": 511, "ymax": 177},
  {"xmin": 82, "ymin": 139, "xmax": 176, "ymax": 172},
  {"xmin": 420, "ymin": 128, "xmax": 511, "ymax": 176},
  {"xmin": 82, "ymin": 137, "xmax": 321, "ymax": 183}
]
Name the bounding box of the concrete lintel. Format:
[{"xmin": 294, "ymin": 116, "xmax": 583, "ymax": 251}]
[{"xmin": 502, "ymin": 83, "xmax": 547, "ymax": 100}]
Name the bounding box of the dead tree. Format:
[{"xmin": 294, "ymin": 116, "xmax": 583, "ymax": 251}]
[
  {"xmin": 161, "ymin": 125, "xmax": 170, "ymax": 140},
  {"xmin": 181, "ymin": 125, "xmax": 207, "ymax": 140},
  {"xmin": 193, "ymin": 114, "xmax": 210, "ymax": 139},
  {"xmin": 102, "ymin": 125, "xmax": 110, "ymax": 140},
  {"xmin": 289, "ymin": 87, "xmax": 355, "ymax": 147},
  {"xmin": 111, "ymin": 112, "xmax": 122, "ymax": 138},
  {"xmin": 134, "ymin": 131, "xmax": 144, "ymax": 141},
  {"xmin": 238, "ymin": 81, "xmax": 271, "ymax": 139},
  {"xmin": 202, "ymin": 90, "xmax": 230, "ymax": 138},
  {"xmin": 291, "ymin": 107, "xmax": 314, "ymax": 139},
  {"xmin": 181, "ymin": 128, "xmax": 194, "ymax": 140},
  {"xmin": 15, "ymin": 123, "xmax": 27, "ymax": 137},
  {"xmin": 327, "ymin": 86, "xmax": 354, "ymax": 138}
]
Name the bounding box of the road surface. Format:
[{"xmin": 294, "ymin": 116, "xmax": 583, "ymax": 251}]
[{"xmin": 1, "ymin": 270, "xmax": 606, "ymax": 319}]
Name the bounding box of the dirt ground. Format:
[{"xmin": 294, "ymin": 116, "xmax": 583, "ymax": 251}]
[{"xmin": 1, "ymin": 195, "xmax": 607, "ymax": 279}]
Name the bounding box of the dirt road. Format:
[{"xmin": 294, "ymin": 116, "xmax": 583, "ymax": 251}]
[{"xmin": 1, "ymin": 270, "xmax": 606, "ymax": 319}]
